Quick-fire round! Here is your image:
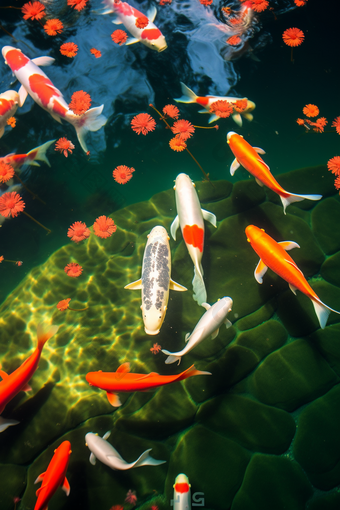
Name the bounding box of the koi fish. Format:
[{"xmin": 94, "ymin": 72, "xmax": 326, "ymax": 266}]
[
  {"xmin": 34, "ymin": 440, "xmax": 72, "ymax": 510},
  {"xmin": 102, "ymin": 0, "xmax": 167, "ymax": 52},
  {"xmin": 162, "ymin": 297, "xmax": 233, "ymax": 365},
  {"xmin": 0, "ymin": 322, "xmax": 59, "ymax": 432},
  {"xmin": 0, "ymin": 90, "xmax": 19, "ymax": 138},
  {"xmin": 172, "ymin": 474, "xmax": 191, "ymax": 510},
  {"xmin": 125, "ymin": 226, "xmax": 187, "ymax": 335},
  {"xmin": 1, "ymin": 46, "xmax": 107, "ymax": 153},
  {"xmin": 174, "ymin": 83, "xmax": 255, "ymax": 126},
  {"xmin": 246, "ymin": 225, "xmax": 340, "ymax": 329},
  {"xmin": 170, "ymin": 173, "xmax": 216, "ymax": 306},
  {"xmin": 227, "ymin": 132, "xmax": 322, "ymax": 214},
  {"xmin": 85, "ymin": 431, "xmax": 166, "ymax": 470},
  {"xmin": 86, "ymin": 362, "xmax": 211, "ymax": 407},
  {"xmin": 0, "ymin": 139, "xmax": 55, "ymax": 173}
]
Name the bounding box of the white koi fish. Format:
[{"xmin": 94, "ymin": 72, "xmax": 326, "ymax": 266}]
[
  {"xmin": 102, "ymin": 0, "xmax": 167, "ymax": 52},
  {"xmin": 170, "ymin": 174, "xmax": 217, "ymax": 306},
  {"xmin": 125, "ymin": 226, "xmax": 187, "ymax": 335},
  {"xmin": 0, "ymin": 90, "xmax": 19, "ymax": 138},
  {"xmin": 85, "ymin": 431, "xmax": 166, "ymax": 470},
  {"xmin": 174, "ymin": 82, "xmax": 256, "ymax": 126},
  {"xmin": 1, "ymin": 46, "xmax": 107, "ymax": 153},
  {"xmin": 162, "ymin": 297, "xmax": 233, "ymax": 364},
  {"xmin": 172, "ymin": 474, "xmax": 191, "ymax": 510}
]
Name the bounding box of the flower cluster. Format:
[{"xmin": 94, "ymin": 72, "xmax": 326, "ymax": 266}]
[{"xmin": 296, "ymin": 104, "xmax": 328, "ymax": 133}]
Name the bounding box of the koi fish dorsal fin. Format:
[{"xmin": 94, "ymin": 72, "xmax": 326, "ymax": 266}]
[
  {"xmin": 34, "ymin": 471, "xmax": 46, "ymax": 484},
  {"xmin": 116, "ymin": 362, "xmax": 130, "ymax": 378},
  {"xmin": 254, "ymin": 258, "xmax": 268, "ymax": 284}
]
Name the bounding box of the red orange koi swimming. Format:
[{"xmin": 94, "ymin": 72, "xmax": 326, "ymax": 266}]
[
  {"xmin": 1, "ymin": 46, "xmax": 107, "ymax": 153},
  {"xmin": 0, "ymin": 139, "xmax": 55, "ymax": 174},
  {"xmin": 86, "ymin": 362, "xmax": 211, "ymax": 407}
]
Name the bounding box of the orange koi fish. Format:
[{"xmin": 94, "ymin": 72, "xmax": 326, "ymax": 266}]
[
  {"xmin": 86, "ymin": 362, "xmax": 211, "ymax": 407},
  {"xmin": 0, "ymin": 139, "xmax": 55, "ymax": 173},
  {"xmin": 246, "ymin": 225, "xmax": 340, "ymax": 328},
  {"xmin": 227, "ymin": 132, "xmax": 322, "ymax": 214},
  {"xmin": 1, "ymin": 46, "xmax": 107, "ymax": 152},
  {"xmin": 0, "ymin": 323, "xmax": 59, "ymax": 432},
  {"xmin": 34, "ymin": 440, "xmax": 72, "ymax": 510},
  {"xmin": 0, "ymin": 90, "xmax": 19, "ymax": 138}
]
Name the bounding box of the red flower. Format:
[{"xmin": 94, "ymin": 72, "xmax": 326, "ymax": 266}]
[
  {"xmin": 7, "ymin": 117, "xmax": 16, "ymax": 127},
  {"xmin": 90, "ymin": 48, "xmax": 102, "ymax": 58},
  {"xmin": 332, "ymin": 117, "xmax": 340, "ymax": 135},
  {"xmin": 327, "ymin": 156, "xmax": 340, "ymax": 176},
  {"xmin": 0, "ymin": 256, "xmax": 3, "ymax": 263},
  {"xmin": 199, "ymin": 0, "xmax": 213, "ymax": 5},
  {"xmin": 163, "ymin": 104, "xmax": 180, "ymax": 119},
  {"xmin": 93, "ymin": 215, "xmax": 117, "ymax": 239},
  {"xmin": 57, "ymin": 298, "xmax": 71, "ymax": 311},
  {"xmin": 69, "ymin": 90, "xmax": 92, "ymax": 115},
  {"xmin": 171, "ymin": 119, "xmax": 195, "ymax": 140},
  {"xmin": 44, "ymin": 19, "xmax": 64, "ymax": 36},
  {"xmin": 335, "ymin": 176, "xmax": 340, "ymax": 190},
  {"xmin": 0, "ymin": 192, "xmax": 25, "ymax": 218},
  {"xmin": 55, "ymin": 137, "xmax": 75, "ymax": 157},
  {"xmin": 64, "ymin": 263, "xmax": 83, "ymax": 277},
  {"xmin": 226, "ymin": 35, "xmax": 241, "ymax": 46},
  {"xmin": 0, "ymin": 161, "xmax": 15, "ymax": 184},
  {"xmin": 150, "ymin": 343, "xmax": 161, "ymax": 354},
  {"xmin": 111, "ymin": 30, "xmax": 128, "ymax": 45},
  {"xmin": 67, "ymin": 221, "xmax": 90, "ymax": 242},
  {"xmin": 135, "ymin": 16, "xmax": 149, "ymax": 29},
  {"xmin": 67, "ymin": 0, "xmax": 88, "ymax": 11},
  {"xmin": 210, "ymin": 100, "xmax": 233, "ymax": 118},
  {"xmin": 60, "ymin": 42, "xmax": 78, "ymax": 57},
  {"xmin": 303, "ymin": 104, "xmax": 319, "ymax": 118},
  {"xmin": 113, "ymin": 165, "xmax": 135, "ymax": 184},
  {"xmin": 312, "ymin": 117, "xmax": 327, "ymax": 133},
  {"xmin": 169, "ymin": 136, "xmax": 187, "ymax": 152},
  {"xmin": 22, "ymin": 1, "xmax": 46, "ymax": 20},
  {"xmin": 131, "ymin": 113, "xmax": 156, "ymax": 135},
  {"xmin": 282, "ymin": 27, "xmax": 304, "ymax": 47},
  {"xmin": 159, "ymin": 0, "xmax": 172, "ymax": 4},
  {"xmin": 16, "ymin": 261, "xmax": 23, "ymax": 266},
  {"xmin": 250, "ymin": 0, "xmax": 269, "ymax": 12},
  {"xmin": 294, "ymin": 0, "xmax": 307, "ymax": 5},
  {"xmin": 296, "ymin": 118, "xmax": 305, "ymax": 126}
]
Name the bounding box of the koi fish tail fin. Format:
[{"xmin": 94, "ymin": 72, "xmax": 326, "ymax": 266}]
[
  {"xmin": 132, "ymin": 449, "xmax": 166, "ymax": 468},
  {"xmin": 72, "ymin": 105, "xmax": 107, "ymax": 153},
  {"xmin": 161, "ymin": 349, "xmax": 181, "ymax": 365},
  {"xmin": 192, "ymin": 264, "xmax": 207, "ymax": 306},
  {"xmin": 178, "ymin": 364, "xmax": 212, "ymax": 382},
  {"xmin": 27, "ymin": 139, "xmax": 56, "ymax": 168},
  {"xmin": 312, "ymin": 299, "xmax": 340, "ymax": 329},
  {"xmin": 37, "ymin": 323, "xmax": 59, "ymax": 351},
  {"xmin": 174, "ymin": 82, "xmax": 198, "ymax": 104},
  {"xmin": 0, "ymin": 417, "xmax": 20, "ymax": 433},
  {"xmin": 280, "ymin": 192, "xmax": 322, "ymax": 215}
]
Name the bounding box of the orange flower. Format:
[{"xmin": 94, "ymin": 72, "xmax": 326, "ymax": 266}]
[
  {"xmin": 169, "ymin": 136, "xmax": 187, "ymax": 152},
  {"xmin": 234, "ymin": 99, "xmax": 247, "ymax": 112},
  {"xmin": 312, "ymin": 117, "xmax": 327, "ymax": 133},
  {"xmin": 294, "ymin": 0, "xmax": 307, "ymax": 5},
  {"xmin": 135, "ymin": 16, "xmax": 149, "ymax": 29},
  {"xmin": 64, "ymin": 263, "xmax": 83, "ymax": 277},
  {"xmin": 0, "ymin": 192, "xmax": 25, "ymax": 218},
  {"xmin": 150, "ymin": 343, "xmax": 161, "ymax": 354},
  {"xmin": 6, "ymin": 117, "xmax": 16, "ymax": 127},
  {"xmin": 90, "ymin": 48, "xmax": 102, "ymax": 58},
  {"xmin": 67, "ymin": 221, "xmax": 90, "ymax": 242},
  {"xmin": 332, "ymin": 117, "xmax": 340, "ymax": 135},
  {"xmin": 69, "ymin": 90, "xmax": 91, "ymax": 115},
  {"xmin": 226, "ymin": 35, "xmax": 241, "ymax": 46},
  {"xmin": 0, "ymin": 256, "xmax": 3, "ymax": 263},
  {"xmin": 302, "ymin": 104, "xmax": 319, "ymax": 118},
  {"xmin": 296, "ymin": 118, "xmax": 305, "ymax": 126},
  {"xmin": 57, "ymin": 298, "xmax": 71, "ymax": 311},
  {"xmin": 251, "ymin": 0, "xmax": 269, "ymax": 12},
  {"xmin": 131, "ymin": 113, "xmax": 156, "ymax": 135},
  {"xmin": 111, "ymin": 30, "xmax": 128, "ymax": 45},
  {"xmin": 22, "ymin": 1, "xmax": 46, "ymax": 20},
  {"xmin": 210, "ymin": 100, "xmax": 233, "ymax": 118},
  {"xmin": 55, "ymin": 138, "xmax": 75, "ymax": 157},
  {"xmin": 93, "ymin": 216, "xmax": 117, "ymax": 239},
  {"xmin": 327, "ymin": 156, "xmax": 340, "ymax": 176},
  {"xmin": 171, "ymin": 119, "xmax": 195, "ymax": 140},
  {"xmin": 113, "ymin": 165, "xmax": 135, "ymax": 184},
  {"xmin": 199, "ymin": 0, "xmax": 213, "ymax": 5},
  {"xmin": 67, "ymin": 0, "xmax": 88, "ymax": 10},
  {"xmin": 60, "ymin": 42, "xmax": 78, "ymax": 57},
  {"xmin": 335, "ymin": 176, "xmax": 340, "ymax": 190},
  {"xmin": 282, "ymin": 27, "xmax": 304, "ymax": 47},
  {"xmin": 44, "ymin": 19, "xmax": 64, "ymax": 36},
  {"xmin": 0, "ymin": 161, "xmax": 15, "ymax": 184},
  {"xmin": 162, "ymin": 104, "xmax": 180, "ymax": 119}
]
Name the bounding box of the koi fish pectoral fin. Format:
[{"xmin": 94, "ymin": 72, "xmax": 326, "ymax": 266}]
[
  {"xmin": 34, "ymin": 472, "xmax": 46, "ymax": 484},
  {"xmin": 31, "ymin": 56, "xmax": 55, "ymax": 67},
  {"xmin": 243, "ymin": 113, "xmax": 253, "ymax": 121},
  {"xmin": 106, "ymin": 391, "xmax": 122, "ymax": 407},
  {"xmin": 211, "ymin": 328, "xmax": 220, "ymax": 340},
  {"xmin": 102, "ymin": 431, "xmax": 111, "ymax": 440},
  {"xmin": 254, "ymin": 258, "xmax": 268, "ymax": 284},
  {"xmin": 124, "ymin": 278, "xmax": 142, "ymax": 290},
  {"xmin": 225, "ymin": 319, "xmax": 232, "ymax": 328},
  {"xmin": 185, "ymin": 332, "xmax": 191, "ymax": 342},
  {"xmin": 289, "ymin": 283, "xmax": 297, "ymax": 295},
  {"xmin": 279, "ymin": 241, "xmax": 300, "ymax": 251},
  {"xmin": 169, "ymin": 279, "xmax": 187, "ymax": 291},
  {"xmin": 312, "ymin": 299, "xmax": 340, "ymax": 329},
  {"xmin": 253, "ymin": 146, "xmax": 266, "ymax": 155},
  {"xmin": 18, "ymin": 85, "xmax": 28, "ymax": 107},
  {"xmin": 170, "ymin": 215, "xmax": 180, "ymax": 241},
  {"xmin": 231, "ymin": 113, "xmax": 242, "ymax": 126},
  {"xmin": 125, "ymin": 37, "xmax": 140, "ymax": 45},
  {"xmin": 111, "ymin": 15, "xmax": 123, "ymax": 24},
  {"xmin": 230, "ymin": 158, "xmax": 240, "ymax": 176},
  {"xmin": 201, "ymin": 302, "xmax": 211, "ymax": 311},
  {"xmin": 208, "ymin": 113, "xmax": 219, "ymax": 124},
  {"xmin": 201, "ymin": 208, "xmax": 217, "ymax": 227},
  {"xmin": 161, "ymin": 350, "xmax": 181, "ymax": 365},
  {"xmin": 89, "ymin": 452, "xmax": 97, "ymax": 465},
  {"xmin": 62, "ymin": 476, "xmax": 70, "ymax": 496},
  {"xmin": 147, "ymin": 5, "xmax": 157, "ymax": 22},
  {"xmin": 0, "ymin": 417, "xmax": 19, "ymax": 433},
  {"xmin": 255, "ymin": 178, "xmax": 264, "ymax": 187}
]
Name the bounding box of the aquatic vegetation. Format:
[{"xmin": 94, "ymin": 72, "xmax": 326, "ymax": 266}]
[
  {"xmin": 55, "ymin": 137, "xmax": 75, "ymax": 157},
  {"xmin": 67, "ymin": 221, "xmax": 90, "ymax": 243},
  {"xmin": 93, "ymin": 215, "xmax": 117, "ymax": 239},
  {"xmin": 64, "ymin": 262, "xmax": 83, "ymax": 277},
  {"xmin": 112, "ymin": 165, "xmax": 135, "ymax": 184},
  {"xmin": 131, "ymin": 113, "xmax": 156, "ymax": 135},
  {"xmin": 60, "ymin": 42, "xmax": 78, "ymax": 57}
]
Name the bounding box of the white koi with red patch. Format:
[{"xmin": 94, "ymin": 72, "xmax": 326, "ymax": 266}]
[
  {"xmin": 102, "ymin": 0, "xmax": 167, "ymax": 52},
  {"xmin": 170, "ymin": 173, "xmax": 216, "ymax": 306},
  {"xmin": 0, "ymin": 90, "xmax": 19, "ymax": 138},
  {"xmin": 172, "ymin": 474, "xmax": 191, "ymax": 510},
  {"xmin": 1, "ymin": 46, "xmax": 107, "ymax": 152}
]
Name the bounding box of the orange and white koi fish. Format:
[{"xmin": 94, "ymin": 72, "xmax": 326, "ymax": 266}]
[
  {"xmin": 171, "ymin": 173, "xmax": 216, "ymax": 306},
  {"xmin": 125, "ymin": 226, "xmax": 187, "ymax": 335},
  {"xmin": 227, "ymin": 132, "xmax": 322, "ymax": 214},
  {"xmin": 0, "ymin": 323, "xmax": 59, "ymax": 432},
  {"xmin": 102, "ymin": 0, "xmax": 167, "ymax": 52},
  {"xmin": 174, "ymin": 83, "xmax": 255, "ymax": 126},
  {"xmin": 246, "ymin": 225, "xmax": 340, "ymax": 329},
  {"xmin": 0, "ymin": 139, "xmax": 55, "ymax": 173},
  {"xmin": 172, "ymin": 474, "xmax": 191, "ymax": 510},
  {"xmin": 1, "ymin": 46, "xmax": 107, "ymax": 152},
  {"xmin": 86, "ymin": 362, "xmax": 211, "ymax": 407},
  {"xmin": 0, "ymin": 90, "xmax": 19, "ymax": 138},
  {"xmin": 34, "ymin": 440, "xmax": 72, "ymax": 510}
]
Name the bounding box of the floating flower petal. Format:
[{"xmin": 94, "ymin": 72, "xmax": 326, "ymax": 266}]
[
  {"xmin": 111, "ymin": 30, "xmax": 128, "ymax": 45},
  {"xmin": 199, "ymin": 0, "xmax": 213, "ymax": 5},
  {"xmin": 57, "ymin": 298, "xmax": 71, "ymax": 311},
  {"xmin": 0, "ymin": 161, "xmax": 15, "ymax": 183},
  {"xmin": 0, "ymin": 192, "xmax": 25, "ymax": 218},
  {"xmin": 162, "ymin": 104, "xmax": 180, "ymax": 119},
  {"xmin": 226, "ymin": 35, "xmax": 242, "ymax": 46},
  {"xmin": 44, "ymin": 19, "xmax": 64, "ymax": 36},
  {"xmin": 93, "ymin": 215, "xmax": 117, "ymax": 239},
  {"xmin": 131, "ymin": 113, "xmax": 156, "ymax": 135},
  {"xmin": 282, "ymin": 27, "xmax": 304, "ymax": 47},
  {"xmin": 90, "ymin": 48, "xmax": 102, "ymax": 58},
  {"xmin": 64, "ymin": 263, "xmax": 83, "ymax": 277},
  {"xmin": 169, "ymin": 136, "xmax": 187, "ymax": 152},
  {"xmin": 251, "ymin": 0, "xmax": 269, "ymax": 12},
  {"xmin": 302, "ymin": 104, "xmax": 319, "ymax": 118},
  {"xmin": 60, "ymin": 42, "xmax": 78, "ymax": 57},
  {"xmin": 210, "ymin": 100, "xmax": 233, "ymax": 118},
  {"xmin": 22, "ymin": 1, "xmax": 46, "ymax": 20},
  {"xmin": 67, "ymin": 221, "xmax": 90, "ymax": 242},
  {"xmin": 67, "ymin": 0, "xmax": 88, "ymax": 11},
  {"xmin": 69, "ymin": 90, "xmax": 92, "ymax": 115},
  {"xmin": 171, "ymin": 119, "xmax": 195, "ymax": 140},
  {"xmin": 0, "ymin": 256, "xmax": 3, "ymax": 263},
  {"xmin": 113, "ymin": 165, "xmax": 135, "ymax": 184},
  {"xmin": 55, "ymin": 137, "xmax": 75, "ymax": 157},
  {"xmin": 6, "ymin": 117, "xmax": 16, "ymax": 128},
  {"xmin": 294, "ymin": 0, "xmax": 307, "ymax": 6}
]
